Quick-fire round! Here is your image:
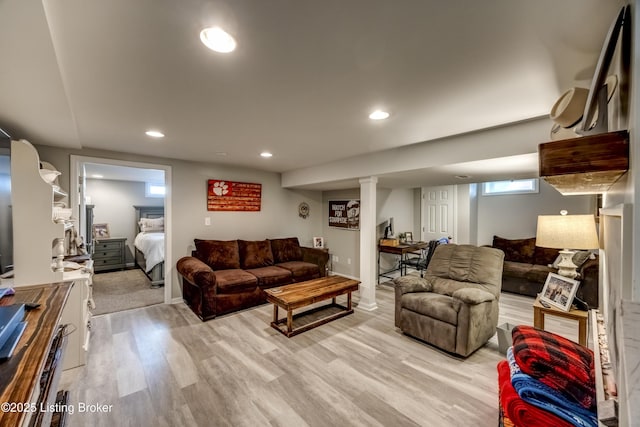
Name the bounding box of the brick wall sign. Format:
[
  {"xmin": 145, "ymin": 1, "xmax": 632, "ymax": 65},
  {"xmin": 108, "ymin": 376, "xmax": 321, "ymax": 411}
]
[{"xmin": 207, "ymin": 180, "xmax": 262, "ymax": 211}]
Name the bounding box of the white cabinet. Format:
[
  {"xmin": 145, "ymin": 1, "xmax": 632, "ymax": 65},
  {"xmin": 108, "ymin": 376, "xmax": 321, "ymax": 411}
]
[
  {"xmin": 10, "ymin": 139, "xmax": 92, "ymax": 369},
  {"xmin": 10, "ymin": 139, "xmax": 65, "ymax": 285},
  {"xmin": 61, "ymin": 267, "xmax": 93, "ymax": 370}
]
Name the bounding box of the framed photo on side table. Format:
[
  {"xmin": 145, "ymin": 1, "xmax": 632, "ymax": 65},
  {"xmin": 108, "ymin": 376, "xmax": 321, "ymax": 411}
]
[
  {"xmin": 313, "ymin": 237, "xmax": 324, "ymax": 248},
  {"xmin": 92, "ymin": 223, "xmax": 110, "ymax": 239},
  {"xmin": 540, "ymin": 272, "xmax": 580, "ymax": 311}
]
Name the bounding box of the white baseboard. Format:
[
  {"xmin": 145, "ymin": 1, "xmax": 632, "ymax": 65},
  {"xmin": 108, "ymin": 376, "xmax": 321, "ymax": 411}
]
[
  {"xmin": 171, "ymin": 297, "xmax": 183, "ymax": 304},
  {"xmin": 329, "ymin": 271, "xmax": 360, "ymax": 281},
  {"xmin": 357, "ymin": 301, "xmax": 378, "ymax": 311}
]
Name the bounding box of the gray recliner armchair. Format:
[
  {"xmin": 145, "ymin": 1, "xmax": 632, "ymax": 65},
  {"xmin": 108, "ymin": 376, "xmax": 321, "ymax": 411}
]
[{"xmin": 394, "ymin": 244, "xmax": 505, "ymax": 357}]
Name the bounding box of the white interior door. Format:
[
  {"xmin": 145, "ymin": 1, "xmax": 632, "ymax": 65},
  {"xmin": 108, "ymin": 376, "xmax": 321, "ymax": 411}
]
[{"xmin": 421, "ymin": 185, "xmax": 455, "ymax": 242}]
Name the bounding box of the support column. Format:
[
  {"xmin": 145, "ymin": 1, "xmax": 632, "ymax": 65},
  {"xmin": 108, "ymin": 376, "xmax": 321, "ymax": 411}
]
[{"xmin": 358, "ymin": 177, "xmax": 378, "ymax": 311}]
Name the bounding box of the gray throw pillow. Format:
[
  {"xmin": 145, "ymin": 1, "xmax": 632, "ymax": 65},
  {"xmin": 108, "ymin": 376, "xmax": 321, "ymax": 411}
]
[
  {"xmin": 572, "ymin": 250, "xmax": 592, "ymax": 268},
  {"xmin": 552, "ymin": 250, "xmax": 592, "ymax": 269}
]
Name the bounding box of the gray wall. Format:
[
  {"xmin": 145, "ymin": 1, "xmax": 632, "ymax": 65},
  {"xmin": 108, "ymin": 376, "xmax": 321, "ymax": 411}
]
[
  {"xmin": 35, "ymin": 144, "xmax": 324, "ymax": 299},
  {"xmin": 476, "ymin": 179, "xmax": 594, "ymax": 245},
  {"xmin": 321, "ymin": 186, "xmax": 416, "ymax": 278},
  {"xmin": 322, "ymin": 189, "xmax": 360, "ymax": 277},
  {"xmin": 86, "ymin": 178, "xmax": 163, "ymax": 263},
  {"xmin": 377, "ymin": 187, "xmax": 415, "ymax": 273},
  {"xmin": 456, "ymin": 184, "xmax": 474, "ymax": 244}
]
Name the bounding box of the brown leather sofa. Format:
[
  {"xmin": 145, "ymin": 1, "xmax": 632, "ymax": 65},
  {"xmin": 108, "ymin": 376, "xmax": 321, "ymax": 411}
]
[
  {"xmin": 394, "ymin": 244, "xmax": 505, "ymax": 357},
  {"xmin": 491, "ymin": 235, "xmax": 599, "ymax": 308},
  {"xmin": 176, "ymin": 237, "xmax": 329, "ymax": 320}
]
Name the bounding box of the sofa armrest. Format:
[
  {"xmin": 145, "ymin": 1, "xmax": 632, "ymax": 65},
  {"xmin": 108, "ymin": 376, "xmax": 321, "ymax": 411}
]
[
  {"xmin": 452, "ymin": 287, "xmax": 495, "ymax": 304},
  {"xmin": 176, "ymin": 256, "xmax": 217, "ymax": 290},
  {"xmin": 578, "ymin": 258, "xmax": 598, "ymax": 278},
  {"xmin": 393, "ymin": 275, "xmax": 433, "ymax": 295},
  {"xmin": 301, "ymin": 246, "xmax": 329, "ymax": 276},
  {"xmin": 393, "ymin": 275, "xmax": 433, "ymax": 327}
]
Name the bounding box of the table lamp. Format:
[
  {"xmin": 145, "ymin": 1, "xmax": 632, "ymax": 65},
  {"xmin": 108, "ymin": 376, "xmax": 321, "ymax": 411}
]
[{"xmin": 536, "ymin": 211, "xmax": 599, "ymax": 279}]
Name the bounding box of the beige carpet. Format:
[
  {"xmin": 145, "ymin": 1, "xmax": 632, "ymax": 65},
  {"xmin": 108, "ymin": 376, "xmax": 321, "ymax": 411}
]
[{"xmin": 92, "ymin": 269, "xmax": 163, "ymax": 315}]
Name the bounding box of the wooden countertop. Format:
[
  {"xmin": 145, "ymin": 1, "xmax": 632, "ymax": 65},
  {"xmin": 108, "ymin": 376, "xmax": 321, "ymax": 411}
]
[{"xmin": 0, "ymin": 282, "xmax": 71, "ymax": 426}]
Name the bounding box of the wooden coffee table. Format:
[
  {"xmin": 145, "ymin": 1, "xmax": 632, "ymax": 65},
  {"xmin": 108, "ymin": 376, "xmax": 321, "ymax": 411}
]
[{"xmin": 264, "ymin": 275, "xmax": 360, "ymax": 337}]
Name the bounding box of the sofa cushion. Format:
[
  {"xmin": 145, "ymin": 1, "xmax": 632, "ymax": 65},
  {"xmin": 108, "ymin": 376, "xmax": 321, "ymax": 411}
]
[
  {"xmin": 451, "ymin": 288, "xmax": 495, "ymax": 304},
  {"xmin": 238, "ymin": 240, "xmax": 274, "ymax": 269},
  {"xmin": 194, "ymin": 239, "xmax": 241, "ymax": 270},
  {"xmin": 275, "ymin": 261, "xmax": 320, "ymax": 281},
  {"xmin": 533, "ymin": 246, "xmax": 559, "ymax": 266},
  {"xmin": 401, "ymin": 293, "xmax": 459, "ymax": 326},
  {"xmin": 213, "ymin": 269, "xmax": 258, "ymax": 294},
  {"xmin": 245, "ymin": 266, "xmax": 292, "ymax": 288},
  {"xmin": 394, "ymin": 274, "xmax": 433, "ymax": 295},
  {"xmin": 269, "ymin": 237, "xmax": 303, "ymax": 263},
  {"xmin": 502, "ymin": 260, "xmax": 534, "ymax": 277},
  {"xmin": 503, "ymin": 261, "xmax": 554, "ymax": 284},
  {"xmin": 524, "ymin": 264, "xmax": 555, "ymax": 283},
  {"xmin": 492, "ymin": 235, "xmax": 536, "ymax": 264},
  {"xmin": 426, "ymin": 244, "xmax": 504, "ymax": 297}
]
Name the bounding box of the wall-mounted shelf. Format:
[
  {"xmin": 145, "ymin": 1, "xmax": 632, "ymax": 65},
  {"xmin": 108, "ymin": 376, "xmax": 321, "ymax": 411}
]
[
  {"xmin": 538, "ymin": 130, "xmax": 629, "ymax": 195},
  {"xmin": 53, "ymin": 186, "xmax": 68, "ymax": 200}
]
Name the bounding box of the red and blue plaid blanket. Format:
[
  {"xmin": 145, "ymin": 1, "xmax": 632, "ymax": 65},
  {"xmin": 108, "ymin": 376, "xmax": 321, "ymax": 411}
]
[
  {"xmin": 511, "ymin": 325, "xmax": 596, "ymax": 411},
  {"xmin": 498, "ymin": 360, "xmax": 574, "ymax": 427}
]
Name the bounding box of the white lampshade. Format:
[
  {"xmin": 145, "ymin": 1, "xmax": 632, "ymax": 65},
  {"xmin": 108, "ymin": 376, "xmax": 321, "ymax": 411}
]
[{"xmin": 536, "ymin": 214, "xmax": 599, "ymax": 249}]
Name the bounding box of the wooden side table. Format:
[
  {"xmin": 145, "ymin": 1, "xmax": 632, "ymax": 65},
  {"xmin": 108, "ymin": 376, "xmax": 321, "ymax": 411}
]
[{"xmin": 533, "ymin": 297, "xmax": 588, "ymax": 346}]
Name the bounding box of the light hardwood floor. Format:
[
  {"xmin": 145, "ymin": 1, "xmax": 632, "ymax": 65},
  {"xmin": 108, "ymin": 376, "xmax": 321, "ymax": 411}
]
[{"xmin": 60, "ymin": 283, "xmax": 581, "ymax": 427}]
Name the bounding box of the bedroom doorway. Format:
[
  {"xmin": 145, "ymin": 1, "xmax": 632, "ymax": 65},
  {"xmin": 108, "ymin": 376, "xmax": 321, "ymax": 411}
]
[{"xmin": 70, "ymin": 156, "xmax": 172, "ymax": 312}]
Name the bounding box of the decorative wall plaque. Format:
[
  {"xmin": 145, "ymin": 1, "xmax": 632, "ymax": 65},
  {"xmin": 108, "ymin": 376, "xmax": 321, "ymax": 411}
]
[{"xmin": 207, "ymin": 180, "xmax": 261, "ymax": 211}]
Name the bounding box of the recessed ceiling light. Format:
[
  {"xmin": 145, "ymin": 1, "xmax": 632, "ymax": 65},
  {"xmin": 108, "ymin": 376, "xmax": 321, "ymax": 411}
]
[
  {"xmin": 260, "ymin": 152, "xmax": 273, "ymax": 158},
  {"xmin": 455, "ymin": 175, "xmax": 471, "ymax": 179},
  {"xmin": 369, "ymin": 110, "xmax": 390, "ymax": 120},
  {"xmin": 200, "ymin": 27, "xmax": 236, "ymax": 53},
  {"xmin": 92, "ymin": 174, "xmax": 103, "ymax": 179},
  {"xmin": 145, "ymin": 130, "xmax": 165, "ymax": 138}
]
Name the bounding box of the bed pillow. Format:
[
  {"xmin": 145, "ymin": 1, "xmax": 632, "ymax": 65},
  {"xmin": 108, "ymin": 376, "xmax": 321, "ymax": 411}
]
[{"xmin": 139, "ymin": 217, "xmax": 164, "ymax": 232}]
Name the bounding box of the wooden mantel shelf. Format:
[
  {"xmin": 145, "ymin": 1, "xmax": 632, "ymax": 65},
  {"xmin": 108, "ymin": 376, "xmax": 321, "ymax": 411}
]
[{"xmin": 539, "ymin": 130, "xmax": 629, "ymax": 195}]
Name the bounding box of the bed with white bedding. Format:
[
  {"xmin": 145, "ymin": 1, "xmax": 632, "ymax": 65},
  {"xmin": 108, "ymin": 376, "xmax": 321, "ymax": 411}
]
[{"xmin": 133, "ymin": 205, "xmax": 165, "ymax": 287}]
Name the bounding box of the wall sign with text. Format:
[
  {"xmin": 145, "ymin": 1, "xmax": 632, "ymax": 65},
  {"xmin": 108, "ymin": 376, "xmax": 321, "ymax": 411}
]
[
  {"xmin": 207, "ymin": 180, "xmax": 262, "ymax": 211},
  {"xmin": 328, "ymin": 199, "xmax": 360, "ymax": 230}
]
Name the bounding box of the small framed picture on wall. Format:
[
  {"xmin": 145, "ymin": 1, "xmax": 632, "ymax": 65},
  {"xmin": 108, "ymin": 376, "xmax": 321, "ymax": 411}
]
[{"xmin": 313, "ymin": 237, "xmax": 324, "ymax": 248}]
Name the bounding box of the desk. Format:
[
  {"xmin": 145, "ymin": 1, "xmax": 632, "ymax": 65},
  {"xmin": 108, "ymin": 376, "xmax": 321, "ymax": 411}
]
[
  {"xmin": 533, "ymin": 297, "xmax": 588, "ymax": 346},
  {"xmin": 378, "ymin": 241, "xmax": 428, "ymax": 283}
]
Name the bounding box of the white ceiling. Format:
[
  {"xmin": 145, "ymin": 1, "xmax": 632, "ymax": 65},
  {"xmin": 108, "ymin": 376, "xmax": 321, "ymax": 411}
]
[{"xmin": 0, "ymin": 0, "xmax": 623, "ymax": 188}]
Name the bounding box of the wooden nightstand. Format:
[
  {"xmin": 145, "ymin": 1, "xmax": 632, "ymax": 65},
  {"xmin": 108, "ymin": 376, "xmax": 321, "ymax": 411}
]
[
  {"xmin": 533, "ymin": 297, "xmax": 588, "ymax": 346},
  {"xmin": 93, "ymin": 237, "xmax": 127, "ymax": 272}
]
